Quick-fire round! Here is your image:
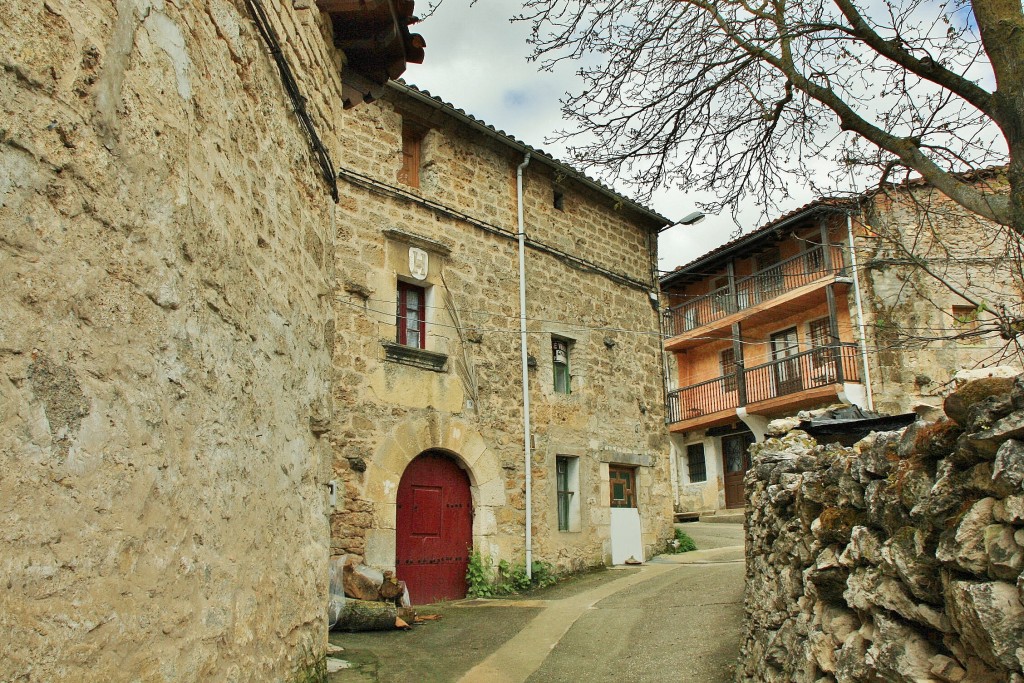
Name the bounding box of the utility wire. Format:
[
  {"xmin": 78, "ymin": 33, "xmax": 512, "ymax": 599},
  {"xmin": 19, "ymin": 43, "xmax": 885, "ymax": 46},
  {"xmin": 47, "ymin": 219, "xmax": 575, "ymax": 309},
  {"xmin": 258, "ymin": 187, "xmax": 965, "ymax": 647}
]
[{"xmin": 245, "ymin": 0, "xmax": 338, "ymax": 202}]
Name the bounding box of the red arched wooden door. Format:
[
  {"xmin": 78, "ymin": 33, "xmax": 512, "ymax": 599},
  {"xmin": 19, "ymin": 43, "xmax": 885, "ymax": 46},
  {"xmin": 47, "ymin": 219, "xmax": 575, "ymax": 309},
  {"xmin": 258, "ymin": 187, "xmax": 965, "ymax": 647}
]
[{"xmin": 396, "ymin": 451, "xmax": 473, "ymax": 604}]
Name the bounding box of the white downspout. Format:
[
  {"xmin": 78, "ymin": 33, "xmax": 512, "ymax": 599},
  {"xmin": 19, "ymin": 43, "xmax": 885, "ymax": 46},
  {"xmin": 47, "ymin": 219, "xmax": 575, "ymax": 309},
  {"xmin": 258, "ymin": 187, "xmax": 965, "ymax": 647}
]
[
  {"xmin": 847, "ymin": 212, "xmax": 874, "ymax": 410},
  {"xmin": 517, "ymin": 152, "xmax": 533, "ymax": 579}
]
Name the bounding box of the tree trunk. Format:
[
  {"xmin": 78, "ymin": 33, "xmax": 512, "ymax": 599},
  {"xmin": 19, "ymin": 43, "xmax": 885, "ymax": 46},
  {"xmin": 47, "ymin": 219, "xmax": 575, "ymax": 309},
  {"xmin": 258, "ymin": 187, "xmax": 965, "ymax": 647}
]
[{"xmin": 332, "ymin": 598, "xmax": 400, "ymax": 632}]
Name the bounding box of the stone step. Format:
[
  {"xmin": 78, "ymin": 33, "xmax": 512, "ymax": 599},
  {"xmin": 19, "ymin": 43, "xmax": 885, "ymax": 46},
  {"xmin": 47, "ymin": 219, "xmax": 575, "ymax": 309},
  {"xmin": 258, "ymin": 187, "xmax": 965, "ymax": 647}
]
[{"xmin": 699, "ymin": 511, "xmax": 745, "ymax": 524}]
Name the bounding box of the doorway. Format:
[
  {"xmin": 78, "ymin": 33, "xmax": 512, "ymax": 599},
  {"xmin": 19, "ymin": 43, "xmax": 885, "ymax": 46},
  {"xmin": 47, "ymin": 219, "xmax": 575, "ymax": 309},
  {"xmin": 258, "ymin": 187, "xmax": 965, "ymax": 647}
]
[
  {"xmin": 396, "ymin": 451, "xmax": 473, "ymax": 604},
  {"xmin": 770, "ymin": 327, "xmax": 802, "ymax": 396},
  {"xmin": 722, "ymin": 432, "xmax": 756, "ymax": 508}
]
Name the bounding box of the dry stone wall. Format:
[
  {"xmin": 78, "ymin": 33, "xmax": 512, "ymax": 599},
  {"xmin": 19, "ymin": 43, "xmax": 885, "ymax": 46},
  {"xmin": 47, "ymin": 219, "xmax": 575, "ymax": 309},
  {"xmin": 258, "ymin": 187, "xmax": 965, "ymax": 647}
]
[
  {"xmin": 2, "ymin": 1, "xmax": 344, "ymax": 679},
  {"xmin": 738, "ymin": 374, "xmax": 1024, "ymax": 682}
]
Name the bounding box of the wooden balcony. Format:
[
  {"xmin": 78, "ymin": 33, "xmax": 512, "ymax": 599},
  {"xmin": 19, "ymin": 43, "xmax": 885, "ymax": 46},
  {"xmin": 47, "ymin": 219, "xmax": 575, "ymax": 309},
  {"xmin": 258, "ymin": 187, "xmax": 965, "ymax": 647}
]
[
  {"xmin": 667, "ymin": 343, "xmax": 862, "ymax": 431},
  {"xmin": 664, "ymin": 245, "xmax": 847, "ymax": 348}
]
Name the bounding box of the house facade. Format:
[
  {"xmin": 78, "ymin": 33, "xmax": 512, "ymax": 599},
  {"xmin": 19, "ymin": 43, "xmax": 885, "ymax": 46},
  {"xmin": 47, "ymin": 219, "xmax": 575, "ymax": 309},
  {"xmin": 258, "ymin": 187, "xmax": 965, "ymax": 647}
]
[
  {"xmin": 329, "ymin": 82, "xmax": 675, "ymax": 603},
  {"xmin": 662, "ymin": 176, "xmax": 1022, "ymax": 515}
]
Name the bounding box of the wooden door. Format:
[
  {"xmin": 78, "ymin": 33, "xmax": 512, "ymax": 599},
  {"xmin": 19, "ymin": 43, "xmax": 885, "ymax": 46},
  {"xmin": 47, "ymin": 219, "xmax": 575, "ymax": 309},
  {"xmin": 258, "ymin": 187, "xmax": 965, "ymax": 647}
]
[
  {"xmin": 723, "ymin": 432, "xmax": 755, "ymax": 508},
  {"xmin": 771, "ymin": 327, "xmax": 802, "ymax": 395},
  {"xmin": 396, "ymin": 451, "xmax": 472, "ymax": 604},
  {"xmin": 609, "ymin": 466, "xmax": 637, "ymax": 508}
]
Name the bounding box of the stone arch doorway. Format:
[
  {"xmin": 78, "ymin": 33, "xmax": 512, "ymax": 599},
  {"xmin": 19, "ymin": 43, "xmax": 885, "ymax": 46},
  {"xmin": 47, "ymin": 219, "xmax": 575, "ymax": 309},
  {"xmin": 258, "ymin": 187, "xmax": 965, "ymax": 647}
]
[{"xmin": 395, "ymin": 450, "xmax": 473, "ymax": 604}]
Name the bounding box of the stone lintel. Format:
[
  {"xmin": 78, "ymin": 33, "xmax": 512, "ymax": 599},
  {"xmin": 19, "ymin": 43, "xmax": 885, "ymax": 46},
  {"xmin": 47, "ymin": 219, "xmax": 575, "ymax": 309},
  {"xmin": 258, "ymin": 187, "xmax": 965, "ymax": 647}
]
[
  {"xmin": 599, "ymin": 450, "xmax": 656, "ymax": 468},
  {"xmin": 382, "ymin": 228, "xmax": 452, "ymax": 256}
]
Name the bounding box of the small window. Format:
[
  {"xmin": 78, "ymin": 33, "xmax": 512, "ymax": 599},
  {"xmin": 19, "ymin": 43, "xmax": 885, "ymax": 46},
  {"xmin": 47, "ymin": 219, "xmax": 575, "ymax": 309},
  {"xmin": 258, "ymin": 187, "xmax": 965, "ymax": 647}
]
[
  {"xmin": 552, "ymin": 337, "xmax": 571, "ymax": 394},
  {"xmin": 952, "ymin": 305, "xmax": 980, "ymax": 340},
  {"xmin": 686, "ymin": 443, "xmax": 707, "ymax": 483},
  {"xmin": 397, "ymin": 282, "xmax": 426, "ymax": 348},
  {"xmin": 398, "ymin": 119, "xmax": 427, "ymax": 188},
  {"xmin": 553, "ymin": 190, "xmax": 565, "ymax": 211},
  {"xmin": 556, "ymin": 456, "xmax": 580, "ymax": 531},
  {"xmin": 609, "ymin": 466, "xmax": 637, "ymax": 508},
  {"xmin": 720, "ymin": 348, "xmax": 738, "ymax": 393}
]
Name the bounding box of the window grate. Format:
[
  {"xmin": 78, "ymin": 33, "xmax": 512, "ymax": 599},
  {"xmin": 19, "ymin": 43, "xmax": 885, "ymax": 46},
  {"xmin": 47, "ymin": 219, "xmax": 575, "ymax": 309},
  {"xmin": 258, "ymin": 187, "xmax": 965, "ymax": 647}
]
[{"xmin": 686, "ymin": 443, "xmax": 707, "ymax": 483}]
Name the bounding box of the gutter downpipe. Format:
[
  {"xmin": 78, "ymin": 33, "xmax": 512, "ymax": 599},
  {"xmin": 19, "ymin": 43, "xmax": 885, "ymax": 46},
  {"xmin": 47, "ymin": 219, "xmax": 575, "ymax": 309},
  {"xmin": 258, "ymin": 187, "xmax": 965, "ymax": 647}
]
[
  {"xmin": 517, "ymin": 152, "xmax": 534, "ymax": 579},
  {"xmin": 847, "ymin": 212, "xmax": 874, "ymax": 411}
]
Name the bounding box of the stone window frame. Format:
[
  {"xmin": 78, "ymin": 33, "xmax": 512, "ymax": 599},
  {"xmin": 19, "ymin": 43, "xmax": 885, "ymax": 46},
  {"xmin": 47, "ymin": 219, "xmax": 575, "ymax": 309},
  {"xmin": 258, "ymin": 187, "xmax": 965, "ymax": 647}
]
[
  {"xmin": 951, "ymin": 304, "xmax": 981, "ymax": 343},
  {"xmin": 552, "ymin": 336, "xmax": 572, "ymax": 394},
  {"xmin": 556, "ymin": 455, "xmax": 581, "ymax": 532},
  {"xmin": 398, "ymin": 117, "xmax": 428, "ymax": 188},
  {"xmin": 380, "ymin": 229, "xmax": 452, "ymax": 372}
]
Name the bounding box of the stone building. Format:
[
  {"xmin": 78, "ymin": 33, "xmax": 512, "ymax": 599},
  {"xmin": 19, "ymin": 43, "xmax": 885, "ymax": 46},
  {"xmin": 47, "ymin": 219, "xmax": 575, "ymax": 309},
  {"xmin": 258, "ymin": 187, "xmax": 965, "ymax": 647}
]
[
  {"xmin": 661, "ymin": 173, "xmax": 1022, "ymax": 517},
  {"xmin": 328, "ymin": 81, "xmax": 676, "ymax": 603},
  {"xmin": 1, "ymin": 1, "xmax": 419, "ymax": 679}
]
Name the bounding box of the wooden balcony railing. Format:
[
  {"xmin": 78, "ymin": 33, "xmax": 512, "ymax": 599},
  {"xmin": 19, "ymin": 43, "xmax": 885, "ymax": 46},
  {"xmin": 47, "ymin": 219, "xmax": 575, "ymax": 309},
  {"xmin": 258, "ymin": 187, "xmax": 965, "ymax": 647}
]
[
  {"xmin": 743, "ymin": 343, "xmax": 861, "ymax": 404},
  {"xmin": 665, "ymin": 245, "xmax": 846, "ymax": 337},
  {"xmin": 666, "ymin": 343, "xmax": 862, "ymax": 425},
  {"xmin": 667, "ymin": 375, "xmax": 741, "ymax": 424}
]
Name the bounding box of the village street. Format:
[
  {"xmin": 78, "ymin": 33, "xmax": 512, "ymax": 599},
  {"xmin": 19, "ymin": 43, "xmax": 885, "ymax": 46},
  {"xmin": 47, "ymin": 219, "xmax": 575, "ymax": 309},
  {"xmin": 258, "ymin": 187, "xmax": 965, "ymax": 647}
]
[{"xmin": 328, "ymin": 522, "xmax": 745, "ymax": 683}]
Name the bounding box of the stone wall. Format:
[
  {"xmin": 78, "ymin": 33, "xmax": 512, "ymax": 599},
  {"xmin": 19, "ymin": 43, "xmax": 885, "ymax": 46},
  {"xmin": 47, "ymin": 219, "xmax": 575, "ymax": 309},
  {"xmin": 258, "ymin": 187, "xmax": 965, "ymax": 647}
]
[
  {"xmin": 858, "ymin": 182, "xmax": 1024, "ymax": 415},
  {"xmin": 1, "ymin": 1, "xmax": 344, "ymax": 679},
  {"xmin": 738, "ymin": 374, "xmax": 1024, "ymax": 682},
  {"xmin": 329, "ymin": 86, "xmax": 674, "ymax": 575}
]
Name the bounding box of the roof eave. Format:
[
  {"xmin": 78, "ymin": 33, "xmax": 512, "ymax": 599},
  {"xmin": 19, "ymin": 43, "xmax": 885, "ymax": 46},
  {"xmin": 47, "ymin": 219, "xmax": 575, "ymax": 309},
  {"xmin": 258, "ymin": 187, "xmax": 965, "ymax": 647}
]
[
  {"xmin": 660, "ymin": 201, "xmax": 858, "ymax": 289},
  {"xmin": 386, "ymin": 80, "xmax": 671, "ymax": 229}
]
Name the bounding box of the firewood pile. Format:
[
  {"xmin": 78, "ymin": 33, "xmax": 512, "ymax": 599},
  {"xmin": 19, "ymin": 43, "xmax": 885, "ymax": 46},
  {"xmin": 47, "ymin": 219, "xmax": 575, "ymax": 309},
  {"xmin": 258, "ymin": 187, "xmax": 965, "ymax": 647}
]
[{"xmin": 328, "ymin": 555, "xmax": 438, "ymax": 631}]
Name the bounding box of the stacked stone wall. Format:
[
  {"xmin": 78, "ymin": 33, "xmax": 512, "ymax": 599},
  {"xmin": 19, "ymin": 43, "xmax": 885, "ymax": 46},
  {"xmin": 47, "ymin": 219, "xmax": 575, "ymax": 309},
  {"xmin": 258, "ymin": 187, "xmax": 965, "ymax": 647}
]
[
  {"xmin": 2, "ymin": 1, "xmax": 344, "ymax": 679},
  {"xmin": 738, "ymin": 375, "xmax": 1024, "ymax": 682}
]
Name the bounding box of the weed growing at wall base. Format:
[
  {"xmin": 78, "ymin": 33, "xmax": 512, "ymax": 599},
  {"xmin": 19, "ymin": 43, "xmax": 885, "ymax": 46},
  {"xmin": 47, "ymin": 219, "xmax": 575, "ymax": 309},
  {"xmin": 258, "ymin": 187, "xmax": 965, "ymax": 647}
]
[
  {"xmin": 466, "ymin": 550, "xmax": 558, "ymax": 597},
  {"xmin": 665, "ymin": 528, "xmax": 697, "ymax": 554}
]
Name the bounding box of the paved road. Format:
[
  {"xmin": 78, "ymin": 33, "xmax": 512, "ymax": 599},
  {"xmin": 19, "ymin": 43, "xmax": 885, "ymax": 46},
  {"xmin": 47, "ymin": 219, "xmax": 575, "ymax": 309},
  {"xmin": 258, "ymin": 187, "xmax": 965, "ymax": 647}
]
[{"xmin": 329, "ymin": 522, "xmax": 744, "ymax": 683}]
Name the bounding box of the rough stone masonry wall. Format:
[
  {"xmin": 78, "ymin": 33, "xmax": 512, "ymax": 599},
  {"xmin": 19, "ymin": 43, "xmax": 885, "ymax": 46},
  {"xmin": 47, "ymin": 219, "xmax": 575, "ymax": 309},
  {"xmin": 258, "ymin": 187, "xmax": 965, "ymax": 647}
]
[
  {"xmin": 738, "ymin": 375, "xmax": 1024, "ymax": 682},
  {"xmin": 858, "ymin": 183, "xmax": 1023, "ymax": 416},
  {"xmin": 329, "ymin": 90, "xmax": 673, "ymax": 574},
  {"xmin": 1, "ymin": 2, "xmax": 344, "ymax": 680}
]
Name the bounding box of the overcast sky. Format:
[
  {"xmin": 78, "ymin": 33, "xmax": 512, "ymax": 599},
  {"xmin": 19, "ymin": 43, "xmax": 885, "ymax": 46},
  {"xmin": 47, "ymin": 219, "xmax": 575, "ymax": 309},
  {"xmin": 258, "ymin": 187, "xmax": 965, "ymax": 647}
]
[{"xmin": 403, "ymin": 0, "xmax": 820, "ymax": 272}]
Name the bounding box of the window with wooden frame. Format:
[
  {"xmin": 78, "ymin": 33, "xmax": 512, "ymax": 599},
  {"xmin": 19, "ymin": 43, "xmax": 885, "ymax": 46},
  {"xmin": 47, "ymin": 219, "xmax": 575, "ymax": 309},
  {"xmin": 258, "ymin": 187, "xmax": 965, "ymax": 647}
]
[
  {"xmin": 609, "ymin": 466, "xmax": 637, "ymax": 508},
  {"xmin": 808, "ymin": 317, "xmax": 832, "ymax": 367},
  {"xmin": 396, "ymin": 282, "xmax": 426, "ymax": 348},
  {"xmin": 804, "ymin": 241, "xmax": 825, "ymax": 274},
  {"xmin": 952, "ymin": 305, "xmax": 980, "ymax": 341},
  {"xmin": 712, "ymin": 275, "xmax": 731, "ymax": 312},
  {"xmin": 398, "ymin": 119, "xmax": 427, "ymax": 188},
  {"xmin": 686, "ymin": 443, "xmax": 707, "ymax": 483},
  {"xmin": 720, "ymin": 348, "xmax": 738, "ymax": 393},
  {"xmin": 552, "ymin": 337, "xmax": 571, "ymax": 394}
]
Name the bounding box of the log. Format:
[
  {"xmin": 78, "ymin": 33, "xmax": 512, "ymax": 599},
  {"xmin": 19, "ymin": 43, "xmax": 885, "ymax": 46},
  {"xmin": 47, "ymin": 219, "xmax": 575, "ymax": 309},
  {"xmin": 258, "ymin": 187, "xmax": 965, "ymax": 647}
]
[
  {"xmin": 332, "ymin": 598, "xmax": 400, "ymax": 632},
  {"xmin": 343, "ymin": 561, "xmax": 383, "ymax": 601},
  {"xmin": 379, "ymin": 571, "xmax": 404, "ymax": 601}
]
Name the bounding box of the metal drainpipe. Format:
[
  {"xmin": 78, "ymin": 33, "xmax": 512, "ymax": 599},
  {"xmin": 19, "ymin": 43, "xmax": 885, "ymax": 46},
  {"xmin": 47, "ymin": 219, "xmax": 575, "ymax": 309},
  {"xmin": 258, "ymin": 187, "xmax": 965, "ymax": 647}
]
[
  {"xmin": 846, "ymin": 212, "xmax": 874, "ymax": 410},
  {"xmin": 517, "ymin": 152, "xmax": 533, "ymax": 579}
]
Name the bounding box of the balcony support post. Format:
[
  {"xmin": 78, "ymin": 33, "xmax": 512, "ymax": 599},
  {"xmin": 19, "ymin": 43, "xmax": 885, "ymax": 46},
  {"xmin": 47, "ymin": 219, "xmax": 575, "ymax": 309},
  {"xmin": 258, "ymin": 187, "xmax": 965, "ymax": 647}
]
[
  {"xmin": 732, "ymin": 321, "xmax": 747, "ymax": 405},
  {"xmin": 727, "ymin": 261, "xmax": 738, "ymax": 313},
  {"xmin": 825, "ymin": 284, "xmax": 845, "ymax": 383},
  {"xmin": 819, "ymin": 217, "xmax": 833, "ymax": 271}
]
